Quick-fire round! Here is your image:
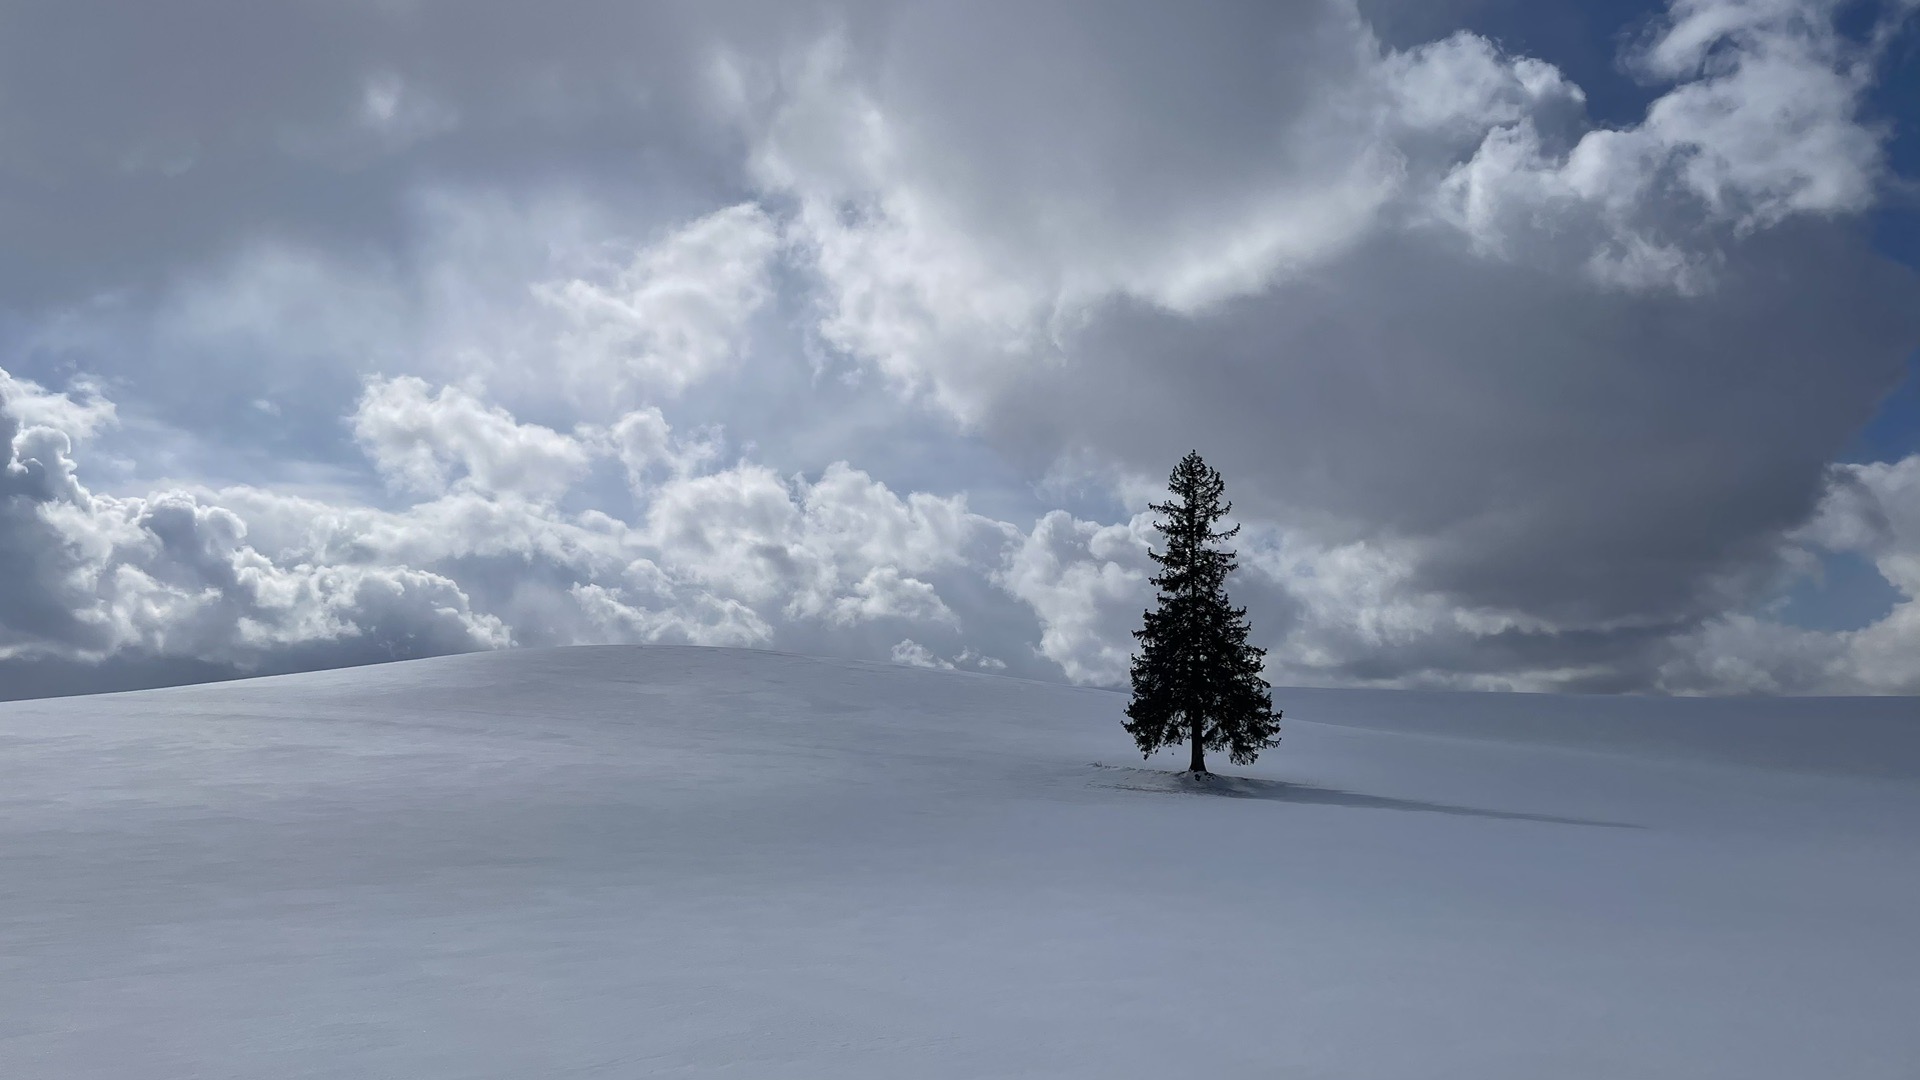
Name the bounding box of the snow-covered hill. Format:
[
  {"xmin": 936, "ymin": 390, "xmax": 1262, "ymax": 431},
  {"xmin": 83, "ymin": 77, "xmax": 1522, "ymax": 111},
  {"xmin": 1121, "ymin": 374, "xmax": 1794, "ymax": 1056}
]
[{"xmin": 1, "ymin": 646, "xmax": 1915, "ymax": 1078}]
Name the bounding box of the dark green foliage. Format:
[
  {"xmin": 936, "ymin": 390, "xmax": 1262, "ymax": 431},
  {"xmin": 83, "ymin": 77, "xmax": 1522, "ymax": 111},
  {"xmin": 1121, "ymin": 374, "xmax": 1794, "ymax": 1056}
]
[{"xmin": 1124, "ymin": 451, "xmax": 1281, "ymax": 773}]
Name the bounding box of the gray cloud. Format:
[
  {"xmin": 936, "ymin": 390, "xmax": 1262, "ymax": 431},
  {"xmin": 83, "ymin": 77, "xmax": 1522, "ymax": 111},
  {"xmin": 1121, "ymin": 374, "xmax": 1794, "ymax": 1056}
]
[
  {"xmin": 0, "ymin": 0, "xmax": 840, "ymax": 298},
  {"xmin": 1659, "ymin": 455, "xmax": 1920, "ymax": 694},
  {"xmin": 745, "ymin": 0, "xmax": 1920, "ymax": 686},
  {"xmin": 1028, "ymin": 225, "xmax": 1918, "ymax": 623}
]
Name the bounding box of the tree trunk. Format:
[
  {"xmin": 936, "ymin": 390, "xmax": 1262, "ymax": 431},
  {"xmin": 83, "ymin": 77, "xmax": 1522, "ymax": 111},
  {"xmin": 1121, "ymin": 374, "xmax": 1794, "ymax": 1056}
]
[{"xmin": 1188, "ymin": 713, "xmax": 1206, "ymax": 774}]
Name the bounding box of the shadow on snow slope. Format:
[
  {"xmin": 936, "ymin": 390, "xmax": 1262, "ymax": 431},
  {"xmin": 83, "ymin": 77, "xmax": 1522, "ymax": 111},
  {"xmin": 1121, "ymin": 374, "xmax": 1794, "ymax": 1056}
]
[{"xmin": 1088, "ymin": 763, "xmax": 1645, "ymax": 829}]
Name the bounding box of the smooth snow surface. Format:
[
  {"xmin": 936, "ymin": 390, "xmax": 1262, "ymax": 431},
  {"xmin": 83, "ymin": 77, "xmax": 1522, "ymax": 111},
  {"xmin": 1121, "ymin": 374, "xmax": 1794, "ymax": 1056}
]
[{"xmin": 1, "ymin": 646, "xmax": 1916, "ymax": 1078}]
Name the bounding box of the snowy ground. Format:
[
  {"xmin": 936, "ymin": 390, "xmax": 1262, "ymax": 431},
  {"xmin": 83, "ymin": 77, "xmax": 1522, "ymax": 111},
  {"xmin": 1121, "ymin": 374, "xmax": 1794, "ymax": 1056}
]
[{"xmin": 1, "ymin": 645, "xmax": 1915, "ymax": 1079}]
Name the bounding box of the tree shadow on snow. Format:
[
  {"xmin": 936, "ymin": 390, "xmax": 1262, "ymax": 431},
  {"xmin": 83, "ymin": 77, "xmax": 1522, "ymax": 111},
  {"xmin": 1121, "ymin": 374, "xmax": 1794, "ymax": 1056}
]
[{"xmin": 1087, "ymin": 764, "xmax": 1642, "ymax": 829}]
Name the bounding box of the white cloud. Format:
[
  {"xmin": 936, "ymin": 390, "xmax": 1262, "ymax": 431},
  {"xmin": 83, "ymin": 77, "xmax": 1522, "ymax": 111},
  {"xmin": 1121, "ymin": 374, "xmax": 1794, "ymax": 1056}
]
[
  {"xmin": 352, "ymin": 376, "xmax": 592, "ymax": 501},
  {"xmin": 2, "ymin": 372, "xmax": 510, "ymax": 669},
  {"xmin": 597, "ymin": 406, "xmax": 721, "ymax": 487},
  {"xmin": 16, "ymin": 356, "xmax": 1920, "ymax": 696},
  {"xmin": 0, "ymin": 369, "xmax": 117, "ymax": 442},
  {"xmin": 570, "ymin": 581, "xmax": 773, "ymax": 648},
  {"xmin": 994, "ymin": 510, "xmax": 1154, "ymax": 686},
  {"xmin": 830, "ymin": 566, "xmax": 955, "ymax": 627},
  {"xmin": 889, "ymin": 638, "xmax": 952, "ymax": 669},
  {"xmin": 1381, "ymin": 31, "xmax": 1585, "ymax": 138},
  {"xmin": 5, "ymin": 368, "xmax": 1028, "ymax": 681},
  {"xmin": 1427, "ymin": 0, "xmax": 1897, "ymax": 291},
  {"xmin": 638, "ymin": 458, "xmax": 1005, "ymax": 627},
  {"xmin": 889, "ymin": 638, "xmax": 1010, "ymax": 672},
  {"xmin": 1634, "ymin": 0, "xmax": 1882, "ymax": 227},
  {"xmin": 954, "ymin": 647, "xmax": 1007, "ymax": 671},
  {"xmin": 726, "ymin": 22, "xmax": 1397, "ymax": 417},
  {"xmin": 533, "ymin": 202, "xmax": 780, "ymax": 399},
  {"xmin": 1662, "ymin": 455, "xmax": 1920, "ymax": 694}
]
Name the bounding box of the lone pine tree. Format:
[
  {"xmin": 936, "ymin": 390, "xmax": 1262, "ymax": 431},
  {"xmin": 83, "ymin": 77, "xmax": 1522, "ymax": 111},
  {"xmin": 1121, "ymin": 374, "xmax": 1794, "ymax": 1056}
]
[{"xmin": 1124, "ymin": 451, "xmax": 1281, "ymax": 774}]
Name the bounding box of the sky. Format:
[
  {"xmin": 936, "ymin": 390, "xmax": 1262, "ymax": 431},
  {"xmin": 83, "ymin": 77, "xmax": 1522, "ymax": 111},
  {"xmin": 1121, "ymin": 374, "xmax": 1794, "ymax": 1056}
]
[{"xmin": 3, "ymin": 0, "xmax": 1920, "ymax": 699}]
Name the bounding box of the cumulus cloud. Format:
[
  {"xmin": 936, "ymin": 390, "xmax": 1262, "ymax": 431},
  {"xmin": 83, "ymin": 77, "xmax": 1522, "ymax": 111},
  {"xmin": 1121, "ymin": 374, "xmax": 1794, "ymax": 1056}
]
[
  {"xmin": 830, "ymin": 567, "xmax": 956, "ymax": 626},
  {"xmin": 570, "ymin": 581, "xmax": 772, "ymax": 648},
  {"xmin": 994, "ymin": 511, "xmax": 1155, "ymax": 685},
  {"xmin": 1662, "ymin": 455, "xmax": 1920, "ymax": 694},
  {"xmin": 1, "ymin": 366, "xmax": 1053, "ymax": 695},
  {"xmin": 635, "ymin": 458, "xmax": 1010, "ymax": 628},
  {"xmin": 1, "ymin": 371, "xmax": 510, "ymax": 691},
  {"xmin": 889, "ymin": 638, "xmax": 1007, "ymax": 672},
  {"xmin": 353, "ymin": 376, "xmax": 593, "ymax": 500},
  {"xmin": 1425, "ymin": 0, "xmax": 1904, "ymax": 291},
  {"xmin": 534, "ymin": 203, "xmax": 781, "ymax": 399},
  {"xmin": 602, "ymin": 406, "xmax": 721, "ymax": 485},
  {"xmin": 888, "ymin": 638, "xmax": 952, "ymax": 669}
]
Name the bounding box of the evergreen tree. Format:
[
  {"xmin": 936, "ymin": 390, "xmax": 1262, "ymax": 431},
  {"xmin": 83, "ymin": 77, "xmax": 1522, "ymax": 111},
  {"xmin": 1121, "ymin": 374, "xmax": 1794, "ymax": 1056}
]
[{"xmin": 1125, "ymin": 451, "xmax": 1281, "ymax": 774}]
